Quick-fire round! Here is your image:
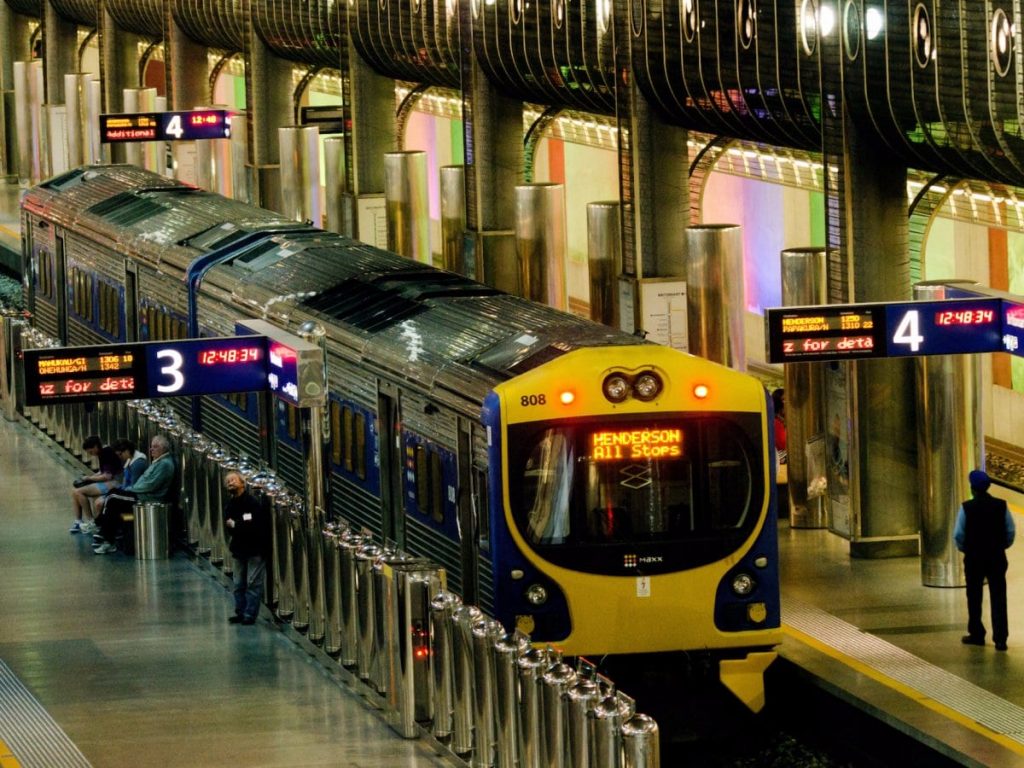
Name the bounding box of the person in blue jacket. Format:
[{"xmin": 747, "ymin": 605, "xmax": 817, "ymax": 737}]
[{"xmin": 955, "ymin": 470, "xmax": 1016, "ymax": 650}]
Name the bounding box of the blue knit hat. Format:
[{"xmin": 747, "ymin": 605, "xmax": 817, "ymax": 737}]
[{"xmin": 969, "ymin": 470, "xmax": 991, "ymax": 491}]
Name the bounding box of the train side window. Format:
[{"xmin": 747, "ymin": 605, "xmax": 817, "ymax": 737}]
[
  {"xmin": 430, "ymin": 451, "xmax": 444, "ymax": 524},
  {"xmin": 37, "ymin": 249, "xmax": 53, "ymax": 300},
  {"xmin": 342, "ymin": 406, "xmax": 354, "ymax": 472},
  {"xmin": 98, "ymin": 281, "xmax": 107, "ymax": 331},
  {"xmin": 415, "ymin": 444, "xmax": 429, "ymax": 514},
  {"xmin": 84, "ymin": 271, "xmax": 94, "ymax": 321},
  {"xmin": 330, "ymin": 401, "xmax": 342, "ymax": 466},
  {"xmin": 355, "ymin": 412, "xmax": 367, "ymax": 480},
  {"xmin": 474, "ymin": 466, "xmax": 490, "ymax": 552}
]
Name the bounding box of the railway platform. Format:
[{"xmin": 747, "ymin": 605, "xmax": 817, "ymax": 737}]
[{"xmin": 0, "ymin": 407, "xmax": 1023, "ymax": 766}]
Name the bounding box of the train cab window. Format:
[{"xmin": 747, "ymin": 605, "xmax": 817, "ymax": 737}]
[{"xmin": 507, "ymin": 413, "xmax": 764, "ymax": 572}]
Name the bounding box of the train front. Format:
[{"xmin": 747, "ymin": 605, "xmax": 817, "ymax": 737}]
[{"xmin": 482, "ymin": 345, "xmax": 782, "ymax": 713}]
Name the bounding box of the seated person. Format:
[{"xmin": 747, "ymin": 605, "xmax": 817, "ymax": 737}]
[
  {"xmin": 70, "ymin": 435, "xmax": 122, "ymax": 535},
  {"xmin": 93, "ymin": 434, "xmax": 175, "ymax": 555},
  {"xmin": 91, "ymin": 438, "xmax": 148, "ymax": 525}
]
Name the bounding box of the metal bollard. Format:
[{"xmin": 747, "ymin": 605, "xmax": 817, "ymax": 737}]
[
  {"xmin": 471, "ymin": 618, "xmax": 505, "ymax": 768},
  {"xmin": 429, "ymin": 590, "xmax": 463, "ymax": 742},
  {"xmin": 372, "ymin": 546, "xmax": 405, "ymax": 695},
  {"xmin": 517, "ymin": 647, "xmax": 550, "ymax": 768},
  {"xmin": 390, "ymin": 561, "xmax": 442, "ymax": 737},
  {"xmin": 565, "ymin": 677, "xmax": 602, "ymax": 768},
  {"xmin": 322, "ymin": 521, "xmax": 345, "ymax": 654},
  {"xmin": 355, "ymin": 542, "xmax": 384, "ymax": 681},
  {"xmin": 338, "ymin": 528, "xmax": 365, "ymax": 667},
  {"xmin": 541, "ymin": 657, "xmax": 578, "ymax": 768},
  {"xmin": 451, "ymin": 605, "xmax": 483, "ymax": 755},
  {"xmin": 493, "ymin": 632, "xmax": 530, "ymax": 768},
  {"xmin": 134, "ymin": 501, "xmax": 170, "ymax": 560},
  {"xmin": 589, "ymin": 693, "xmax": 634, "ymax": 768},
  {"xmin": 271, "ymin": 487, "xmax": 294, "ymax": 618},
  {"xmin": 622, "ymin": 714, "xmax": 660, "ymax": 768},
  {"xmin": 290, "ymin": 500, "xmax": 310, "ymax": 630}
]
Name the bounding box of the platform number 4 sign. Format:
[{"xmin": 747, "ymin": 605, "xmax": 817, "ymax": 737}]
[
  {"xmin": 892, "ymin": 310, "xmax": 924, "ymax": 353},
  {"xmin": 164, "ymin": 114, "xmax": 184, "ymax": 139}
]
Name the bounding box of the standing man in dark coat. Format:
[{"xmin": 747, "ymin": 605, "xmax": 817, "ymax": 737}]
[
  {"xmin": 954, "ymin": 469, "xmax": 1016, "ymax": 651},
  {"xmin": 223, "ymin": 471, "xmax": 268, "ymax": 625}
]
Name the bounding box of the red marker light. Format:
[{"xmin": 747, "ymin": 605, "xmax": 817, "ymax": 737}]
[
  {"xmin": 693, "ymin": 384, "xmax": 709, "ymax": 399},
  {"xmin": 560, "ymin": 390, "xmax": 575, "ymax": 405}
]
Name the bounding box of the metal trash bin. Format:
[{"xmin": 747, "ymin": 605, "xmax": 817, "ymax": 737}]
[{"xmin": 134, "ymin": 501, "xmax": 170, "ymax": 560}]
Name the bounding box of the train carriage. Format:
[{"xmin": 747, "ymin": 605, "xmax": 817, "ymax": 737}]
[{"xmin": 20, "ymin": 164, "xmax": 781, "ymax": 713}]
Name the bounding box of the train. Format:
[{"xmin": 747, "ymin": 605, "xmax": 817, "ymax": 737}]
[{"xmin": 19, "ymin": 164, "xmax": 782, "ymax": 713}]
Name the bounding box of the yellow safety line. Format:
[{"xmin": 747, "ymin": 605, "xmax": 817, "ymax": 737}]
[
  {"xmin": 0, "ymin": 739, "xmax": 23, "ymax": 768},
  {"xmin": 0, "ymin": 224, "xmax": 17, "ymax": 240},
  {"xmin": 783, "ymin": 624, "xmax": 1024, "ymax": 756}
]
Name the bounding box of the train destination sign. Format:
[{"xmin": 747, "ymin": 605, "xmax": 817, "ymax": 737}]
[
  {"xmin": 99, "ymin": 109, "xmax": 231, "ymax": 144},
  {"xmin": 766, "ymin": 298, "xmax": 1005, "ymax": 363},
  {"xmin": 24, "ymin": 336, "xmax": 266, "ymax": 406}
]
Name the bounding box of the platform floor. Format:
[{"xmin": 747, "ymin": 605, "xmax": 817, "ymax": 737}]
[
  {"xmin": 0, "ymin": 416, "xmax": 454, "ymax": 768},
  {"xmin": 776, "ymin": 489, "xmax": 1024, "ymax": 767}
]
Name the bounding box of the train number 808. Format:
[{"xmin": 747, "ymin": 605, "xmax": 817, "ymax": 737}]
[{"xmin": 520, "ymin": 394, "xmax": 547, "ymax": 406}]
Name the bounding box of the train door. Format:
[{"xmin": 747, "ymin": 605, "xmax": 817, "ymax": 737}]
[
  {"xmin": 457, "ymin": 419, "xmax": 480, "ymax": 605},
  {"xmin": 123, "ymin": 261, "xmax": 138, "ymax": 342},
  {"xmin": 377, "ymin": 381, "xmax": 406, "ymax": 548},
  {"xmin": 54, "ymin": 233, "xmax": 68, "ymax": 343}
]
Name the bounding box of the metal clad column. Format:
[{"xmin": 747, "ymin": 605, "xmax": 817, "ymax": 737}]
[
  {"xmin": 440, "ymin": 165, "xmax": 466, "ymax": 273},
  {"xmin": 915, "ymin": 281, "xmax": 979, "ymax": 588},
  {"xmin": 515, "ymin": 183, "xmax": 568, "ymax": 310},
  {"xmin": 384, "ymin": 150, "xmax": 431, "ymax": 263},
  {"xmin": 685, "ymin": 224, "xmax": 745, "ymax": 370},
  {"xmin": 781, "ymin": 248, "xmax": 829, "ymax": 528},
  {"xmin": 230, "ymin": 111, "xmax": 252, "ymax": 203},
  {"xmin": 86, "ymin": 78, "xmax": 105, "ymax": 164},
  {"xmin": 123, "ymin": 88, "xmax": 143, "ymax": 169},
  {"xmin": 139, "ymin": 88, "xmax": 162, "ymax": 173},
  {"xmin": 587, "ymin": 201, "xmax": 620, "ymax": 325},
  {"xmin": 63, "ymin": 73, "xmax": 88, "ymax": 168},
  {"xmin": 13, "ymin": 62, "xmax": 29, "ymax": 184},
  {"xmin": 324, "ymin": 136, "xmax": 348, "ymax": 234},
  {"xmin": 279, "ymin": 125, "xmax": 323, "ymax": 227}
]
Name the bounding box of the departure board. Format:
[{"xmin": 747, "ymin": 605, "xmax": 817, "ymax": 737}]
[
  {"xmin": 24, "ymin": 337, "xmax": 266, "ymax": 405},
  {"xmin": 99, "ymin": 109, "xmax": 231, "ymax": 144},
  {"xmin": 766, "ymin": 306, "xmax": 886, "ymax": 362},
  {"xmin": 766, "ymin": 298, "xmax": 1004, "ymax": 363}
]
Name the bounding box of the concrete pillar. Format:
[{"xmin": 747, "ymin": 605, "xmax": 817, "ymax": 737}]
[
  {"xmin": 341, "ymin": 40, "xmax": 396, "ymax": 245},
  {"xmin": 43, "ymin": 0, "xmax": 77, "ymax": 104},
  {"xmin": 846, "ymin": 122, "xmax": 918, "ymax": 559},
  {"xmin": 0, "ymin": 4, "xmax": 33, "ymax": 179},
  {"xmin": 247, "ymin": 32, "xmax": 293, "ymax": 215},
  {"xmin": 166, "ymin": 17, "xmax": 207, "ymax": 111}
]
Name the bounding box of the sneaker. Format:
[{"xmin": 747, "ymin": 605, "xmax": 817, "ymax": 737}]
[
  {"xmin": 93, "ymin": 541, "xmax": 117, "ymax": 555},
  {"xmin": 996, "ymin": 642, "xmax": 1008, "ymax": 652},
  {"xmin": 228, "ymin": 615, "xmax": 244, "ymax": 624},
  {"xmin": 92, "ymin": 534, "xmax": 106, "ymax": 543},
  {"xmin": 961, "ymin": 635, "xmax": 985, "ymax": 646},
  {"xmin": 69, "ymin": 521, "xmax": 82, "ymax": 534},
  {"xmin": 80, "ymin": 521, "xmax": 97, "ymax": 534}
]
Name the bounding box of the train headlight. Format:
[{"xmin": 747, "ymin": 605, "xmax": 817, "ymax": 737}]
[
  {"xmin": 602, "ymin": 374, "xmax": 631, "ymax": 403},
  {"xmin": 731, "ymin": 573, "xmax": 756, "ymax": 596},
  {"xmin": 525, "ymin": 584, "xmax": 548, "ymax": 605},
  {"xmin": 633, "ymin": 371, "xmax": 662, "ymax": 401}
]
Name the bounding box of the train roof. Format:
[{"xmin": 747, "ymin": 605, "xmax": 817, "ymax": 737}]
[{"xmin": 24, "ymin": 165, "xmax": 651, "ymax": 398}]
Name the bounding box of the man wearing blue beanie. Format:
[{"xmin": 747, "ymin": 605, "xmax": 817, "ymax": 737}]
[{"xmin": 954, "ymin": 469, "xmax": 1015, "ymax": 650}]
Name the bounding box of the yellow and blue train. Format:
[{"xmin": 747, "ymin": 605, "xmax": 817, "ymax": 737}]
[{"xmin": 20, "ymin": 164, "xmax": 781, "ymax": 711}]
